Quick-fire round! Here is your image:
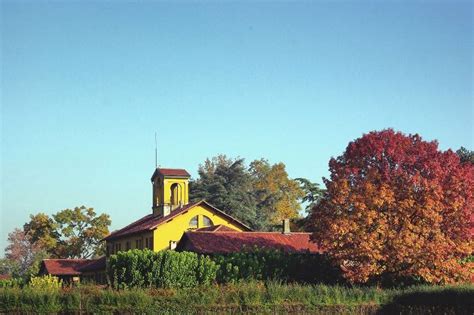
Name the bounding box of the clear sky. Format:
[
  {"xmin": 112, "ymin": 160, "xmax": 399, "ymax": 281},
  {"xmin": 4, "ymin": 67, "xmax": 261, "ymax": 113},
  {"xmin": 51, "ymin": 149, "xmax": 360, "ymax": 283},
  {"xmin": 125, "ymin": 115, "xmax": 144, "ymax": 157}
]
[{"xmin": 1, "ymin": 1, "xmax": 472, "ymax": 254}]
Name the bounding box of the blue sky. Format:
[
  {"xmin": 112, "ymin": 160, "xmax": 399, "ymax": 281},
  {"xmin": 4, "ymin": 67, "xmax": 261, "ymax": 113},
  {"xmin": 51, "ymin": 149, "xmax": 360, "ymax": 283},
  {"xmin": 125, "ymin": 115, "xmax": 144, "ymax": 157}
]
[{"xmin": 1, "ymin": 1, "xmax": 472, "ymax": 254}]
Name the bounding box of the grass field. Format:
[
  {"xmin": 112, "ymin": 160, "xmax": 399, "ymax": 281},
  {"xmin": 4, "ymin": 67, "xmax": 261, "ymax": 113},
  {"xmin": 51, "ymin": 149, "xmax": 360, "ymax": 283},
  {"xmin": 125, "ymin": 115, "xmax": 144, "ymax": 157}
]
[{"xmin": 1, "ymin": 281, "xmax": 473, "ymax": 314}]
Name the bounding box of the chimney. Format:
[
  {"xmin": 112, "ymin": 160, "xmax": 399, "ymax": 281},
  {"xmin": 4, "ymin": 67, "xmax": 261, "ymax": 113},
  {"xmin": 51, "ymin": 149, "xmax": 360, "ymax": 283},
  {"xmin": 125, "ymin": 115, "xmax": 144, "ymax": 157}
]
[
  {"xmin": 282, "ymin": 219, "xmax": 291, "ymax": 234},
  {"xmin": 169, "ymin": 240, "xmax": 177, "ymax": 250}
]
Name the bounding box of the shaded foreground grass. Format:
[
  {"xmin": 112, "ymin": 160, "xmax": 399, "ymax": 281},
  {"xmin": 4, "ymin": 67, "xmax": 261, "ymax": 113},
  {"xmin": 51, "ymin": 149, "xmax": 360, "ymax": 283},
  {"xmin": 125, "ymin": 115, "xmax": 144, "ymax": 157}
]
[{"xmin": 1, "ymin": 281, "xmax": 473, "ymax": 314}]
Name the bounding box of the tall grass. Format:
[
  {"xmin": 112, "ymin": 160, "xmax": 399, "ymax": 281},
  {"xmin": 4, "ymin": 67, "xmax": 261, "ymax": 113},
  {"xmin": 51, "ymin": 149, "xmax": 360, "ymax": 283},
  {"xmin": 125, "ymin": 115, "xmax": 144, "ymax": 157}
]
[{"xmin": 0, "ymin": 282, "xmax": 472, "ymax": 313}]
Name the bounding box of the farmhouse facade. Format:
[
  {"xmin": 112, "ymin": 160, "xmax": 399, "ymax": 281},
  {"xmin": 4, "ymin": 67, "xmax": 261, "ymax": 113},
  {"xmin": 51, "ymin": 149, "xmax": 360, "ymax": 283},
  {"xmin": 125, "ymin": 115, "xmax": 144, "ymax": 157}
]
[
  {"xmin": 103, "ymin": 168, "xmax": 251, "ymax": 254},
  {"xmin": 41, "ymin": 167, "xmax": 319, "ymax": 281}
]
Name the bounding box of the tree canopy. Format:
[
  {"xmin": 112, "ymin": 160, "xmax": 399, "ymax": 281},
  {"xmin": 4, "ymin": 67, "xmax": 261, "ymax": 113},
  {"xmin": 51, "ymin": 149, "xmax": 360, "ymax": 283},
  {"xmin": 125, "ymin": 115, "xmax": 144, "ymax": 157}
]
[
  {"xmin": 456, "ymin": 147, "xmax": 474, "ymax": 165},
  {"xmin": 4, "ymin": 205, "xmax": 110, "ymax": 278},
  {"xmin": 190, "ymin": 155, "xmax": 311, "ymax": 230},
  {"xmin": 310, "ymin": 129, "xmax": 473, "ymax": 284}
]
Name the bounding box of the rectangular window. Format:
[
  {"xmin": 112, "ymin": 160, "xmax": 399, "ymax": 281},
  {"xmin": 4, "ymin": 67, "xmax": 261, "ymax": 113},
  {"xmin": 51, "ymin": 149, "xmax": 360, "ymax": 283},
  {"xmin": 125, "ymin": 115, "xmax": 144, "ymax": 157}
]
[
  {"xmin": 139, "ymin": 239, "xmax": 143, "ymax": 249},
  {"xmin": 126, "ymin": 241, "xmax": 130, "ymax": 250},
  {"xmin": 136, "ymin": 240, "xmax": 139, "ymax": 249},
  {"xmin": 145, "ymin": 238, "xmax": 149, "ymax": 249}
]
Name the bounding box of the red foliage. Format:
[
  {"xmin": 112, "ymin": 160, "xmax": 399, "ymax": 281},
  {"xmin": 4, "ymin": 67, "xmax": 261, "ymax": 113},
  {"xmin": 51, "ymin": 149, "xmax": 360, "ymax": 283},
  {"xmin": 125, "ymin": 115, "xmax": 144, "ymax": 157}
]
[{"xmin": 310, "ymin": 129, "xmax": 473, "ymax": 284}]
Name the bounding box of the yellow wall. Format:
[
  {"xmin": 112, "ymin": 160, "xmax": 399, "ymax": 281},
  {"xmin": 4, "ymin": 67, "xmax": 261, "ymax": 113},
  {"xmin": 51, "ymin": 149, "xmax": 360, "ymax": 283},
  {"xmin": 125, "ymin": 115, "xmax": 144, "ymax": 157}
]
[
  {"xmin": 153, "ymin": 177, "xmax": 189, "ymax": 208},
  {"xmin": 106, "ymin": 204, "xmax": 246, "ymax": 254},
  {"xmin": 153, "ymin": 204, "xmax": 246, "ymax": 251}
]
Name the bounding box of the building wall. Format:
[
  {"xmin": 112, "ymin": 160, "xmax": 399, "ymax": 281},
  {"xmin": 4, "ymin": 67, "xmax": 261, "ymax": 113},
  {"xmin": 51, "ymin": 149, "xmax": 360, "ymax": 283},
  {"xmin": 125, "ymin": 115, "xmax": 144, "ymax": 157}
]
[
  {"xmin": 106, "ymin": 204, "xmax": 246, "ymax": 254},
  {"xmin": 106, "ymin": 231, "xmax": 154, "ymax": 256},
  {"xmin": 153, "ymin": 178, "xmax": 189, "ymax": 206},
  {"xmin": 153, "ymin": 204, "xmax": 246, "ymax": 251}
]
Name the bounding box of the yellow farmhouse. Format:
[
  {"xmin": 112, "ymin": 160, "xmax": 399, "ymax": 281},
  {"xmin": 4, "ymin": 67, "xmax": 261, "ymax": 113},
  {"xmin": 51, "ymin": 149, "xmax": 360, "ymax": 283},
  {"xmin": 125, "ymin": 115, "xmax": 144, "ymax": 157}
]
[{"xmin": 103, "ymin": 168, "xmax": 251, "ymax": 255}]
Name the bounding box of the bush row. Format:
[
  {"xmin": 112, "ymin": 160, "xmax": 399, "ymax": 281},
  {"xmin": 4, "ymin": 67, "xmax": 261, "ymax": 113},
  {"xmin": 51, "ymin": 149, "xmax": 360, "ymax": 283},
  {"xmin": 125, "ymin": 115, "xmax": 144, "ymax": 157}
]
[
  {"xmin": 108, "ymin": 249, "xmax": 218, "ymax": 289},
  {"xmin": 1, "ymin": 282, "xmax": 472, "ymax": 314},
  {"xmin": 212, "ymin": 247, "xmax": 342, "ymax": 284},
  {"xmin": 108, "ymin": 248, "xmax": 343, "ymax": 288}
]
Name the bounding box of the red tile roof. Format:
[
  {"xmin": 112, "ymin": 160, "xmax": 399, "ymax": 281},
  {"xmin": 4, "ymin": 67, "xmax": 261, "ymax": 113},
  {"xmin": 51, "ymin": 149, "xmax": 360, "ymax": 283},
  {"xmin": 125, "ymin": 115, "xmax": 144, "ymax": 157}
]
[
  {"xmin": 41, "ymin": 257, "xmax": 106, "ymax": 276},
  {"xmin": 79, "ymin": 256, "xmax": 106, "ymax": 272},
  {"xmin": 176, "ymin": 231, "xmax": 321, "ymax": 254},
  {"xmin": 103, "ymin": 200, "xmax": 251, "ymax": 241},
  {"xmin": 41, "ymin": 259, "xmax": 91, "ymax": 276},
  {"xmin": 195, "ymin": 225, "xmax": 239, "ymax": 232},
  {"xmin": 151, "ymin": 168, "xmax": 191, "ymax": 179}
]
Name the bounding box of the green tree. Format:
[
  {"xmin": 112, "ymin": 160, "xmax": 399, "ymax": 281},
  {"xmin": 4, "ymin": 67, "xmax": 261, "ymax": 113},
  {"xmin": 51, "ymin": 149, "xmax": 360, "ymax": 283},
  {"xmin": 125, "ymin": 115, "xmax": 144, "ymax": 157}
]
[
  {"xmin": 53, "ymin": 206, "xmax": 111, "ymax": 258},
  {"xmin": 456, "ymin": 147, "xmax": 474, "ymax": 165},
  {"xmin": 190, "ymin": 155, "xmax": 259, "ymax": 229},
  {"xmin": 23, "ymin": 213, "xmax": 59, "ymax": 255},
  {"xmin": 190, "ymin": 155, "xmax": 308, "ymax": 230},
  {"xmin": 295, "ymin": 178, "xmax": 325, "ymax": 214},
  {"xmin": 7, "ymin": 205, "xmax": 110, "ymax": 264}
]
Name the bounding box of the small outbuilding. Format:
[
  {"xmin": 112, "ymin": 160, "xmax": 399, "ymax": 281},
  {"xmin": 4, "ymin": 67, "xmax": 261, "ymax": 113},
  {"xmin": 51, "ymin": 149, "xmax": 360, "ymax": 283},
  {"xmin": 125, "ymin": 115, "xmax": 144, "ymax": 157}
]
[{"xmin": 39, "ymin": 257, "xmax": 106, "ymax": 283}]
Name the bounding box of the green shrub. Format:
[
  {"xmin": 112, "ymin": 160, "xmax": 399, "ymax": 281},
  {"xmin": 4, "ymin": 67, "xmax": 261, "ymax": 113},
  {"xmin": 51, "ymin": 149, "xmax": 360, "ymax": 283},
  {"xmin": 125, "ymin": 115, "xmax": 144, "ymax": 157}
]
[
  {"xmin": 212, "ymin": 247, "xmax": 342, "ymax": 284},
  {"xmin": 29, "ymin": 275, "xmax": 62, "ymax": 290},
  {"xmin": 0, "ymin": 278, "xmax": 23, "ymax": 288},
  {"xmin": 108, "ymin": 249, "xmax": 218, "ymax": 289}
]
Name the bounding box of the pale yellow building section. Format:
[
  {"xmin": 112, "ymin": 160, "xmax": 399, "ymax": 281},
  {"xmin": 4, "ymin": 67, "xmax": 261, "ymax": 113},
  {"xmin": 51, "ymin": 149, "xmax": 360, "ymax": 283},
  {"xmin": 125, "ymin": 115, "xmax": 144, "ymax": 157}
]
[{"xmin": 153, "ymin": 203, "xmax": 246, "ymax": 251}]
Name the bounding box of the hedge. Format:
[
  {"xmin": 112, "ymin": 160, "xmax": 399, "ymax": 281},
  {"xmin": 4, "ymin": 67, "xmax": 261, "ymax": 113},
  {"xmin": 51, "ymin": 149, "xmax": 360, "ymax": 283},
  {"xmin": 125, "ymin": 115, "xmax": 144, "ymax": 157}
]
[
  {"xmin": 108, "ymin": 249, "xmax": 218, "ymax": 289},
  {"xmin": 211, "ymin": 247, "xmax": 343, "ymax": 284}
]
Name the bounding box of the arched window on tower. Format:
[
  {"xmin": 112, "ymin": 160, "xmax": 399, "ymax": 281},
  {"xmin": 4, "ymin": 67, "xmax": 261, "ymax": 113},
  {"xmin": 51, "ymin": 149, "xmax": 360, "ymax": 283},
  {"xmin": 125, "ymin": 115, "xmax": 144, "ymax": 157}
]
[{"xmin": 170, "ymin": 183, "xmax": 180, "ymax": 205}]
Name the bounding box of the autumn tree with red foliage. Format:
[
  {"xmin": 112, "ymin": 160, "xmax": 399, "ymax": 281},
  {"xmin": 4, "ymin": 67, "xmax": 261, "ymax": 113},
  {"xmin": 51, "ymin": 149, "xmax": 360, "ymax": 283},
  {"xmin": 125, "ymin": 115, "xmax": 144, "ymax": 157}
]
[{"xmin": 310, "ymin": 129, "xmax": 473, "ymax": 284}]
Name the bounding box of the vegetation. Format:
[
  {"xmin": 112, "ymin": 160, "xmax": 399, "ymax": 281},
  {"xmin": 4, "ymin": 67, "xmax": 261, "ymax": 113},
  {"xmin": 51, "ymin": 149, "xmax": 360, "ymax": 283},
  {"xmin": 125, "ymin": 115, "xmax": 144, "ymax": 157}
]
[
  {"xmin": 3, "ymin": 206, "xmax": 110, "ymax": 280},
  {"xmin": 212, "ymin": 248, "xmax": 342, "ymax": 284},
  {"xmin": 108, "ymin": 249, "xmax": 218, "ymax": 289},
  {"xmin": 28, "ymin": 275, "xmax": 62, "ymax": 290},
  {"xmin": 189, "ymin": 155, "xmax": 315, "ymax": 230},
  {"xmin": 0, "ymin": 282, "xmax": 472, "ymax": 314},
  {"xmin": 310, "ymin": 129, "xmax": 474, "ymax": 284},
  {"xmin": 457, "ymin": 146, "xmax": 474, "ymax": 165}
]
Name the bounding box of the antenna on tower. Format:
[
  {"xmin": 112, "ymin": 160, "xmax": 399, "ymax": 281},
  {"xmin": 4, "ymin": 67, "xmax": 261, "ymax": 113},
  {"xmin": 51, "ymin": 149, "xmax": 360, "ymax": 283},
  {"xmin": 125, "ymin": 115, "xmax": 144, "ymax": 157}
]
[{"xmin": 154, "ymin": 132, "xmax": 158, "ymax": 169}]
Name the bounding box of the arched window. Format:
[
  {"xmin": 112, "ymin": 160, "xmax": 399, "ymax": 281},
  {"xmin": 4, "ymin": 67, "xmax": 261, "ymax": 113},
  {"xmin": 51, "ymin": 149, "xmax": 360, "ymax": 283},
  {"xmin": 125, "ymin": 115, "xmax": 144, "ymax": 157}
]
[
  {"xmin": 170, "ymin": 183, "xmax": 180, "ymax": 205},
  {"xmin": 202, "ymin": 215, "xmax": 213, "ymax": 227},
  {"xmin": 189, "ymin": 215, "xmax": 198, "ymax": 229}
]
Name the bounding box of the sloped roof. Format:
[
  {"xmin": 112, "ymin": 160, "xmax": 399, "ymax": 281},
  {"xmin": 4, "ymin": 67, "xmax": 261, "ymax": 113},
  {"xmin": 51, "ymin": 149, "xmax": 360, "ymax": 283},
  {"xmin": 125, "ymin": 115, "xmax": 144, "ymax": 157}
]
[
  {"xmin": 151, "ymin": 168, "xmax": 191, "ymax": 180},
  {"xmin": 195, "ymin": 225, "xmax": 239, "ymax": 232},
  {"xmin": 176, "ymin": 231, "xmax": 321, "ymax": 254},
  {"xmin": 79, "ymin": 256, "xmax": 106, "ymax": 272},
  {"xmin": 103, "ymin": 200, "xmax": 251, "ymax": 241},
  {"xmin": 41, "ymin": 259, "xmax": 90, "ymax": 276},
  {"xmin": 41, "ymin": 257, "xmax": 106, "ymax": 276}
]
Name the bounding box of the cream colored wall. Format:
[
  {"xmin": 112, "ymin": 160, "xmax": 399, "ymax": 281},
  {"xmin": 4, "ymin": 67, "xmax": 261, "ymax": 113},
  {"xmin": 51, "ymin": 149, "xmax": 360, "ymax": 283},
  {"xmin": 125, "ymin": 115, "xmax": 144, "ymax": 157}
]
[{"xmin": 153, "ymin": 204, "xmax": 245, "ymax": 251}]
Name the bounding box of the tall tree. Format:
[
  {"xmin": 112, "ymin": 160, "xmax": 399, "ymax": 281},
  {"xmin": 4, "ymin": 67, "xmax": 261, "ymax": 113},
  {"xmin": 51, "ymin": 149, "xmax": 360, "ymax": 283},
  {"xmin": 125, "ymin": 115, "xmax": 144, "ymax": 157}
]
[
  {"xmin": 456, "ymin": 147, "xmax": 474, "ymax": 165},
  {"xmin": 190, "ymin": 155, "xmax": 308, "ymax": 230},
  {"xmin": 190, "ymin": 155, "xmax": 259, "ymax": 229},
  {"xmin": 23, "ymin": 213, "xmax": 59, "ymax": 255},
  {"xmin": 53, "ymin": 206, "xmax": 111, "ymax": 258},
  {"xmin": 4, "ymin": 228, "xmax": 47, "ymax": 278},
  {"xmin": 250, "ymin": 159, "xmax": 305, "ymax": 225},
  {"xmin": 295, "ymin": 178, "xmax": 325, "ymax": 214},
  {"xmin": 6, "ymin": 206, "xmax": 110, "ymax": 263},
  {"xmin": 310, "ymin": 129, "xmax": 473, "ymax": 284}
]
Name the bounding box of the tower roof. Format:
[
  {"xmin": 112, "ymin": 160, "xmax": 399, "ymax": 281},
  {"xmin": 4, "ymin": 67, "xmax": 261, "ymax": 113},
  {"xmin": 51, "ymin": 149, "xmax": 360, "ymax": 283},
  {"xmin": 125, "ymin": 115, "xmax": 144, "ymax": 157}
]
[{"xmin": 151, "ymin": 168, "xmax": 191, "ymax": 180}]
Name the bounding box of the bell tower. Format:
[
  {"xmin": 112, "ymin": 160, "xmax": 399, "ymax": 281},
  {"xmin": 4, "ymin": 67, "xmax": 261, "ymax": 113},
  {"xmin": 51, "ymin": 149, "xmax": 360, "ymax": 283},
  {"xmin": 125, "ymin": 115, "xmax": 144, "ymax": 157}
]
[{"xmin": 151, "ymin": 168, "xmax": 191, "ymax": 217}]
